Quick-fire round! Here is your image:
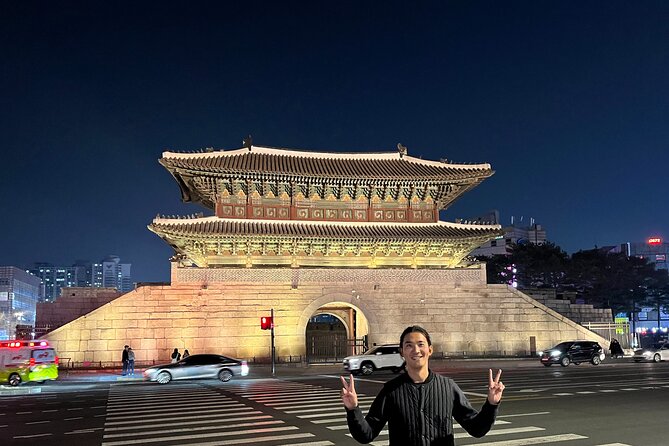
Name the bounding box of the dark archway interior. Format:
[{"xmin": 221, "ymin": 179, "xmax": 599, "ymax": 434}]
[{"xmin": 305, "ymin": 314, "xmax": 349, "ymax": 363}]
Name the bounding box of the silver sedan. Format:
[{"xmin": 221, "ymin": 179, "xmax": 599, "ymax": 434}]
[
  {"xmin": 143, "ymin": 354, "xmax": 249, "ymax": 384},
  {"xmin": 633, "ymin": 342, "xmax": 669, "ymax": 363}
]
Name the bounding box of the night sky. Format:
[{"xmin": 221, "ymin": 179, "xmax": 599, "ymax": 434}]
[{"xmin": 2, "ymin": 2, "xmax": 668, "ymax": 282}]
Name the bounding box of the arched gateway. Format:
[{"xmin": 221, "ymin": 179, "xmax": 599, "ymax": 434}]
[{"xmin": 43, "ymin": 143, "xmax": 608, "ymax": 363}]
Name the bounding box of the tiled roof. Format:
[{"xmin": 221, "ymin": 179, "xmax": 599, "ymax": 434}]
[
  {"xmin": 160, "ymin": 146, "xmax": 493, "ymax": 182},
  {"xmin": 148, "ymin": 216, "xmax": 502, "ymax": 240}
]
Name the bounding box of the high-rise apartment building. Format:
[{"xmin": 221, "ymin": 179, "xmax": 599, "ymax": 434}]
[
  {"xmin": 0, "ymin": 266, "xmax": 41, "ymax": 339},
  {"xmin": 28, "ymin": 256, "xmax": 132, "ymax": 301}
]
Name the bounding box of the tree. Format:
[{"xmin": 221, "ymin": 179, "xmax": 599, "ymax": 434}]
[{"xmin": 509, "ymin": 242, "xmax": 569, "ymax": 289}]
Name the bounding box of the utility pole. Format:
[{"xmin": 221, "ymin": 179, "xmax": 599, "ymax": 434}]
[{"xmin": 270, "ymin": 308, "xmax": 275, "ymax": 377}]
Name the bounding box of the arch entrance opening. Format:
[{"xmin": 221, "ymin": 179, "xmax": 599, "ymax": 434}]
[{"xmin": 305, "ymin": 302, "xmax": 369, "ymax": 363}]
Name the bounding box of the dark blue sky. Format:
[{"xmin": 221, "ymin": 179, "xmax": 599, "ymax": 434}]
[{"xmin": 2, "ymin": 2, "xmax": 668, "ymax": 282}]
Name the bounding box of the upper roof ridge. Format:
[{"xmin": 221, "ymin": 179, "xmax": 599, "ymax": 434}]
[{"xmin": 162, "ymin": 145, "xmax": 492, "ymax": 170}]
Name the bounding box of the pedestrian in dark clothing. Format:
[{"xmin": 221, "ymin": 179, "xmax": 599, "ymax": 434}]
[
  {"xmin": 610, "ymin": 338, "xmax": 624, "ymax": 358},
  {"xmin": 183, "ymin": 349, "xmax": 190, "ymax": 359},
  {"xmin": 121, "ymin": 345, "xmax": 129, "ymax": 375},
  {"xmin": 127, "ymin": 347, "xmax": 135, "ymax": 376},
  {"xmin": 341, "ymin": 325, "xmax": 505, "ymax": 445},
  {"xmin": 171, "ymin": 348, "xmax": 181, "ymax": 363}
]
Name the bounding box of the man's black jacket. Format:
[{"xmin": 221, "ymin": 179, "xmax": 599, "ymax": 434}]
[{"xmin": 346, "ymin": 370, "xmax": 498, "ymax": 445}]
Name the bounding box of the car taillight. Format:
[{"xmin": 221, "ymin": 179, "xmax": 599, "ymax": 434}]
[
  {"xmin": 30, "ymin": 357, "xmax": 35, "ymax": 367},
  {"xmin": 55, "ymin": 356, "xmax": 59, "ymax": 365}
]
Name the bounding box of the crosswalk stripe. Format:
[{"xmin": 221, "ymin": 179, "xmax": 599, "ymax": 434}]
[
  {"xmin": 254, "ymin": 394, "xmax": 340, "ymax": 403},
  {"xmin": 311, "ymin": 418, "xmax": 350, "ymax": 424},
  {"xmin": 108, "ymin": 392, "xmax": 219, "ymax": 403},
  {"xmin": 105, "ymin": 410, "xmax": 262, "ymax": 425},
  {"xmin": 171, "ymin": 433, "xmax": 314, "ymax": 446},
  {"xmin": 272, "ymin": 397, "xmax": 375, "ymax": 410},
  {"xmin": 291, "ymin": 405, "xmax": 370, "ymax": 415},
  {"xmin": 106, "ymin": 397, "xmax": 232, "ymax": 411},
  {"xmin": 297, "ymin": 408, "xmax": 370, "ymax": 419},
  {"xmin": 107, "ymin": 401, "xmax": 243, "ymax": 414},
  {"xmin": 103, "ymin": 420, "xmax": 284, "ymax": 438},
  {"xmin": 469, "ymin": 433, "xmax": 587, "ymax": 445},
  {"xmin": 104, "ymin": 415, "xmax": 273, "ymax": 431},
  {"xmin": 455, "ymin": 426, "xmax": 544, "ymax": 438},
  {"xmin": 101, "ymin": 425, "xmax": 299, "ymax": 446},
  {"xmin": 497, "ymin": 412, "xmax": 550, "ymax": 418},
  {"xmin": 278, "ymin": 442, "xmax": 334, "ymax": 446}
]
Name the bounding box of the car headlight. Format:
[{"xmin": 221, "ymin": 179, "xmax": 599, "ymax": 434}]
[{"xmin": 550, "ymin": 351, "xmax": 561, "ymax": 357}]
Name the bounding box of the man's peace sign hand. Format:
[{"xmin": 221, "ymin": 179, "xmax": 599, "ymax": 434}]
[
  {"xmin": 487, "ymin": 369, "xmax": 505, "ymax": 405},
  {"xmin": 340, "ymin": 374, "xmax": 359, "ymax": 410}
]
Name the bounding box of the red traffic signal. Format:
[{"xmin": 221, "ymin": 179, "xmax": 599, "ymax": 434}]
[{"xmin": 260, "ymin": 316, "xmax": 273, "ymax": 330}]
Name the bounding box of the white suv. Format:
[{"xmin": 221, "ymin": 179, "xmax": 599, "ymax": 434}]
[{"xmin": 343, "ymin": 344, "xmax": 405, "ymax": 376}]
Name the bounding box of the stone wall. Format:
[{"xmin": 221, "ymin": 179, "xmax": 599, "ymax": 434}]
[
  {"xmin": 522, "ymin": 288, "xmax": 613, "ymax": 324},
  {"xmin": 42, "ymin": 266, "xmax": 608, "ymax": 363},
  {"xmin": 36, "ymin": 287, "xmax": 121, "ymax": 331}
]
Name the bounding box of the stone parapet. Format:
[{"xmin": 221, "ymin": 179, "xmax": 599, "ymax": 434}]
[{"xmin": 171, "ymin": 264, "xmax": 487, "ymax": 285}]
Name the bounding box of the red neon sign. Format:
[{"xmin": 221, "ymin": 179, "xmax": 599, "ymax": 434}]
[{"xmin": 648, "ymin": 237, "xmax": 662, "ymax": 245}]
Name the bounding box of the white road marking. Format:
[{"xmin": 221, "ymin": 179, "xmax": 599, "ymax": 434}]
[
  {"xmin": 170, "ymin": 433, "xmax": 314, "ymax": 445},
  {"xmin": 14, "ymin": 433, "xmax": 53, "ymax": 439},
  {"xmin": 455, "ymin": 426, "xmax": 544, "ymax": 438},
  {"xmin": 320, "ymin": 374, "xmax": 387, "ymax": 384},
  {"xmin": 471, "ymin": 433, "xmax": 588, "ymax": 445},
  {"xmin": 278, "ymin": 442, "xmax": 333, "ymax": 446},
  {"xmin": 105, "ymin": 410, "xmax": 263, "ymax": 425},
  {"xmin": 101, "ymin": 426, "xmax": 300, "ymax": 446},
  {"xmin": 463, "ymin": 391, "xmax": 489, "ymax": 398},
  {"xmin": 103, "ymin": 420, "xmax": 284, "ymax": 438},
  {"xmin": 497, "ymin": 412, "xmax": 550, "ymax": 418},
  {"xmin": 104, "ymin": 415, "xmax": 273, "ymax": 431}
]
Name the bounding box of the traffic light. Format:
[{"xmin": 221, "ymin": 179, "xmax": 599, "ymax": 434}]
[{"xmin": 260, "ymin": 316, "xmax": 273, "ymax": 330}]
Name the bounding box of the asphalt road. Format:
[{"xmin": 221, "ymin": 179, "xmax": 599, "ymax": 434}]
[{"xmin": 2, "ymin": 359, "xmax": 668, "ymax": 446}]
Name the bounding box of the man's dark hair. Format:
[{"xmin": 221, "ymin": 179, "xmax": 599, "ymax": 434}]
[{"xmin": 400, "ymin": 325, "xmax": 432, "ymax": 347}]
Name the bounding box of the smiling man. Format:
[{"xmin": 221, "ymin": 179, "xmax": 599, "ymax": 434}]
[{"xmin": 341, "ymin": 325, "xmax": 504, "ymax": 445}]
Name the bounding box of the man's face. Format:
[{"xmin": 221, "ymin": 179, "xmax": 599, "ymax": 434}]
[{"xmin": 401, "ymin": 332, "xmax": 433, "ymax": 370}]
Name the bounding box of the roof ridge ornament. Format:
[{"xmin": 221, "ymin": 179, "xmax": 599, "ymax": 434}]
[
  {"xmin": 243, "ymin": 135, "xmax": 253, "ymax": 151},
  {"xmin": 397, "ymin": 143, "xmax": 407, "ymax": 159}
]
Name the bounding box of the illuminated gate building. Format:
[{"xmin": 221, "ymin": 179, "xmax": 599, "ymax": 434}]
[{"xmin": 44, "ymin": 143, "xmax": 607, "ymax": 363}]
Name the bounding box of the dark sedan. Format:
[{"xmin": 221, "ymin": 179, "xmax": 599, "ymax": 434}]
[
  {"xmin": 539, "ymin": 340, "xmax": 605, "ymax": 367},
  {"xmin": 143, "ymin": 354, "xmax": 249, "ymax": 384}
]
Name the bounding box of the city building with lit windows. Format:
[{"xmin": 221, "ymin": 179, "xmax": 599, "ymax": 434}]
[
  {"xmin": 0, "ymin": 266, "xmax": 41, "ymax": 340},
  {"xmin": 28, "ymin": 257, "xmax": 132, "ymax": 302}
]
